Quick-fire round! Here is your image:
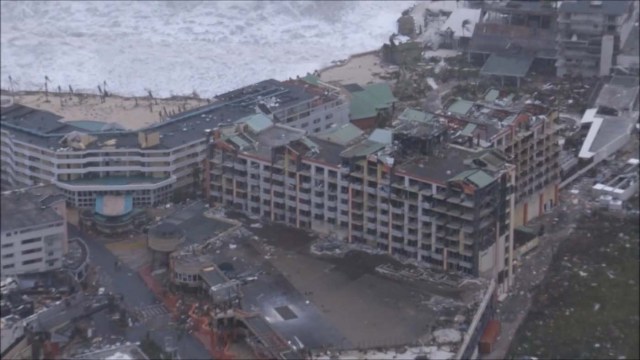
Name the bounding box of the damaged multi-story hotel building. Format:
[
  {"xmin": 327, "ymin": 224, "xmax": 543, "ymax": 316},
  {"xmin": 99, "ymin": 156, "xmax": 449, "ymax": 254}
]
[
  {"xmin": 441, "ymin": 90, "xmax": 561, "ymax": 227},
  {"xmin": 207, "ymin": 111, "xmax": 517, "ymax": 293}
]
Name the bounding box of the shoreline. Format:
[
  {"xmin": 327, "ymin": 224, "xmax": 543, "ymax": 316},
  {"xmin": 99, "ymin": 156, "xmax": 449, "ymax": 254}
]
[{"xmin": 0, "ymin": 47, "xmax": 386, "ymax": 102}]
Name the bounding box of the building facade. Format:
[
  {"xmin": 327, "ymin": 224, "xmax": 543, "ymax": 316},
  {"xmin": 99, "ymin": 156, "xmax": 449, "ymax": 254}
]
[
  {"xmin": 207, "ymin": 116, "xmax": 516, "ymax": 292},
  {"xmin": 0, "ymin": 79, "xmax": 350, "ymax": 209},
  {"xmin": 0, "ymin": 185, "xmax": 68, "ymax": 278},
  {"xmin": 444, "ymin": 95, "xmax": 561, "ymax": 227},
  {"xmin": 556, "ymin": 0, "xmax": 637, "ymax": 77}
]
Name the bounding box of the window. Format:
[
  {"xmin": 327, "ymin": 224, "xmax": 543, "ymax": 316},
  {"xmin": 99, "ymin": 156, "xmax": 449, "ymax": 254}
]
[
  {"xmin": 21, "ymin": 238, "xmax": 41, "ymax": 245},
  {"xmin": 314, "ymin": 128, "xmax": 321, "ymax": 133},
  {"xmin": 326, "ymin": 113, "xmax": 333, "ymax": 120},
  {"xmin": 2, "ymin": 253, "xmax": 14, "ymax": 259},
  {"xmin": 301, "ymin": 122, "xmax": 309, "ymax": 128},
  {"xmin": 1, "ymin": 243, "xmax": 13, "ymax": 249},
  {"xmin": 22, "ymin": 248, "xmax": 42, "ymax": 255},
  {"xmin": 312, "ymin": 118, "xmax": 321, "ymax": 124},
  {"xmin": 22, "ymin": 258, "xmax": 43, "ymax": 266},
  {"xmin": 2, "ymin": 264, "xmax": 14, "ymax": 269}
]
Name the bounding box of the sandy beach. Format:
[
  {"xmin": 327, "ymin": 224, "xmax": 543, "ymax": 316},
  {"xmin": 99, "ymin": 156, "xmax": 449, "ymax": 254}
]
[
  {"xmin": 319, "ymin": 52, "xmax": 396, "ymax": 86},
  {"xmin": 4, "ymin": 91, "xmax": 210, "ymax": 130}
]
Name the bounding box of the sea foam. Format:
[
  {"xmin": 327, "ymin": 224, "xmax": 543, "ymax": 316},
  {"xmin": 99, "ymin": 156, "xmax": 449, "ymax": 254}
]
[{"xmin": 0, "ymin": 1, "xmax": 414, "ymax": 98}]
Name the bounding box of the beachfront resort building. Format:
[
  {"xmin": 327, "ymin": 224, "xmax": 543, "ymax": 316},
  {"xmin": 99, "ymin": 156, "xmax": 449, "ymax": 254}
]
[
  {"xmin": 207, "ymin": 114, "xmax": 517, "ymax": 293},
  {"xmin": 442, "ymin": 92, "xmax": 561, "ymax": 226},
  {"xmin": 0, "ymin": 184, "xmax": 68, "ymax": 278},
  {"xmin": 0, "ymin": 78, "xmax": 350, "ymax": 209}
]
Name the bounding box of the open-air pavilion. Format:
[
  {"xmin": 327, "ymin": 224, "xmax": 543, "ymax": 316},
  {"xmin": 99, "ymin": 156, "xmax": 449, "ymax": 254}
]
[{"xmin": 480, "ymin": 53, "xmax": 534, "ymax": 88}]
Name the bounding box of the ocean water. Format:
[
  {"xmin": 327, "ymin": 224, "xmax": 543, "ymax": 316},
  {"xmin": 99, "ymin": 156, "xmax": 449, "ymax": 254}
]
[{"xmin": 0, "ymin": 0, "xmax": 414, "ymax": 98}]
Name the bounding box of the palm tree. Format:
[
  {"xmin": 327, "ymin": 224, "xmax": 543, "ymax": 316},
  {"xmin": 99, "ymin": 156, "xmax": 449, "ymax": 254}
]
[
  {"xmin": 44, "ymin": 75, "xmax": 50, "ymax": 102},
  {"xmin": 461, "ymin": 19, "xmax": 471, "ymax": 38}
]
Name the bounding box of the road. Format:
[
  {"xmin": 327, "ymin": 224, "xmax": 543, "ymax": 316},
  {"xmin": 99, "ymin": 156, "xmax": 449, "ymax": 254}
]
[
  {"xmin": 68, "ymin": 225, "xmax": 212, "ymax": 359},
  {"xmin": 486, "ymin": 191, "xmax": 588, "ymax": 360}
]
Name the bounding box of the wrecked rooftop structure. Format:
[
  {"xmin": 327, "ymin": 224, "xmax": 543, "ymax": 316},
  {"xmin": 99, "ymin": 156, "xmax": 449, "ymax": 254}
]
[
  {"xmin": 469, "ymin": 0, "xmax": 558, "ymax": 76},
  {"xmin": 439, "ymin": 94, "xmax": 561, "ymax": 226}
]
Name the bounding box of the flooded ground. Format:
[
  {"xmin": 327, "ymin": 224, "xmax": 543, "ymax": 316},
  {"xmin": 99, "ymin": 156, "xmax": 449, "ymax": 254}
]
[{"xmin": 508, "ymin": 205, "xmax": 640, "ymax": 359}]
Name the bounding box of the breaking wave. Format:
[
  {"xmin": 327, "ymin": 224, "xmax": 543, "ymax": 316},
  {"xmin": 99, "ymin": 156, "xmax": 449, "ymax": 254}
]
[{"xmin": 0, "ymin": 0, "xmax": 413, "ymax": 97}]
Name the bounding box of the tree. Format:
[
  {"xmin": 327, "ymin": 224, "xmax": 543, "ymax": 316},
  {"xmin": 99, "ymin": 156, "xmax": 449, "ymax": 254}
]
[
  {"xmin": 461, "ymin": 19, "xmax": 471, "ymax": 38},
  {"xmin": 44, "ymin": 75, "xmax": 50, "ymax": 102}
]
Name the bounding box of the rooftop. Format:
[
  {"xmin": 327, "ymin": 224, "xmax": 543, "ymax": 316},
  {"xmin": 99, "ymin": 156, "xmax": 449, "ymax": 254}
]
[
  {"xmin": 559, "ymin": 0, "xmax": 632, "ymax": 15},
  {"xmin": 480, "ymin": 53, "xmax": 534, "ymax": 78},
  {"xmin": 621, "ymin": 24, "xmax": 639, "ymax": 57},
  {"xmin": 1, "ymin": 79, "xmax": 324, "ymax": 152},
  {"xmin": 595, "ymin": 81, "xmax": 640, "ymax": 112},
  {"xmin": 312, "ymin": 122, "xmax": 364, "ymax": 146},
  {"xmin": 578, "ymin": 108, "xmax": 636, "ymax": 159},
  {"xmin": 397, "ymin": 108, "xmax": 435, "ymax": 124},
  {"xmin": 440, "ymin": 8, "xmax": 482, "ymax": 38},
  {"xmin": 469, "ymin": 23, "xmax": 556, "ymax": 58},
  {"xmin": 0, "ymin": 184, "xmax": 65, "ymax": 231},
  {"xmin": 349, "ymin": 83, "xmax": 397, "ymax": 121},
  {"xmin": 395, "ymin": 145, "xmax": 505, "ymax": 184}
]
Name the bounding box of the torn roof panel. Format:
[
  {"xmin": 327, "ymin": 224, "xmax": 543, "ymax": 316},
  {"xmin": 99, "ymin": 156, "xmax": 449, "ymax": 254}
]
[
  {"xmin": 466, "ymin": 170, "xmax": 494, "ymax": 188},
  {"xmin": 460, "ymin": 123, "xmax": 477, "ymax": 136},
  {"xmin": 237, "ymin": 113, "xmax": 273, "ymax": 133},
  {"xmin": 229, "ymin": 135, "xmax": 251, "ymax": 150}
]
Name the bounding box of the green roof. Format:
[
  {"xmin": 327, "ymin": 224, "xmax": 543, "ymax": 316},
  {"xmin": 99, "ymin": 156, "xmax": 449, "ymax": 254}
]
[
  {"xmin": 480, "ymin": 53, "xmax": 533, "ymax": 78},
  {"xmin": 447, "ymin": 99, "xmax": 474, "ymax": 115},
  {"xmin": 450, "ymin": 169, "xmax": 494, "ymax": 189},
  {"xmin": 398, "ymin": 108, "xmax": 435, "ymax": 124},
  {"xmin": 450, "ymin": 169, "xmax": 477, "ymax": 182},
  {"xmin": 460, "ymin": 123, "xmax": 477, "ymax": 136},
  {"xmin": 484, "ymin": 89, "xmax": 500, "ymax": 102},
  {"xmin": 314, "ymin": 123, "xmax": 363, "ymax": 145},
  {"xmin": 238, "ymin": 113, "xmax": 273, "ymax": 133},
  {"xmin": 341, "ymin": 139, "xmax": 386, "ymax": 159},
  {"xmin": 300, "ymin": 137, "xmax": 318, "ymax": 150},
  {"xmin": 466, "ymin": 170, "xmax": 494, "ymax": 188},
  {"xmin": 229, "ymin": 135, "xmax": 250, "ymax": 149},
  {"xmin": 350, "ymin": 83, "xmax": 397, "ymax": 120}
]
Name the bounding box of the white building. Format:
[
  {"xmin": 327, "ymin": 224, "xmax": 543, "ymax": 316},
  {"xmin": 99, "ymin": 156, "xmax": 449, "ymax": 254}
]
[
  {"xmin": 0, "ymin": 185, "xmax": 68, "ymax": 277},
  {"xmin": 1, "ymin": 78, "xmax": 349, "ymax": 209}
]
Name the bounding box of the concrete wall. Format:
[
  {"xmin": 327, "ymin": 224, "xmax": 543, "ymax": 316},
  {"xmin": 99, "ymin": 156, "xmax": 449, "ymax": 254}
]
[
  {"xmin": 513, "ymin": 183, "xmax": 557, "ymax": 227},
  {"xmin": 600, "ymin": 35, "xmax": 615, "ymax": 76}
]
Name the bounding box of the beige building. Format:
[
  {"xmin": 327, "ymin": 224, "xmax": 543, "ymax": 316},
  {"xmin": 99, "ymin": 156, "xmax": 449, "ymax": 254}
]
[
  {"xmin": 208, "ymin": 114, "xmax": 516, "ymax": 293},
  {"xmin": 444, "ymin": 93, "xmax": 561, "ymax": 227}
]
